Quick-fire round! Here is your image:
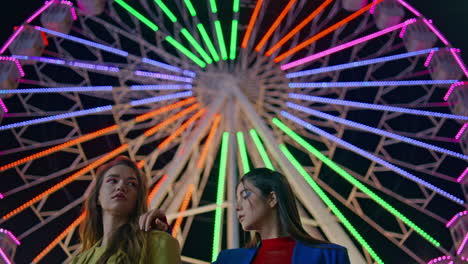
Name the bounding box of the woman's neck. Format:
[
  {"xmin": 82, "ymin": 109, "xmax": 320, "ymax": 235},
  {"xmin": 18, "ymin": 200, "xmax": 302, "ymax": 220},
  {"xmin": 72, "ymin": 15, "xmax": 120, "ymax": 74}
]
[
  {"xmin": 257, "ymin": 210, "xmax": 288, "ymax": 240},
  {"xmin": 101, "ymin": 212, "xmax": 128, "ymax": 247}
]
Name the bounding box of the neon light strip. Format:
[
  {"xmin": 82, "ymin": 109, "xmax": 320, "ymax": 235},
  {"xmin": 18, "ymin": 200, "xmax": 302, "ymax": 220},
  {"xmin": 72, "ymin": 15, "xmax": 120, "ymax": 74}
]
[
  {"xmin": 157, "ymin": 108, "xmax": 206, "ymax": 150},
  {"xmin": 197, "ymin": 23, "xmax": 220, "ymax": 62},
  {"xmin": 12, "ymin": 55, "xmax": 121, "ymax": 72},
  {"xmin": 369, "ymin": 0, "xmax": 378, "ymax": 14},
  {"xmin": 144, "ymin": 103, "xmax": 200, "ymax": 137},
  {"xmin": 424, "ymin": 50, "xmax": 436, "ymax": 67},
  {"xmin": 197, "ymin": 114, "xmax": 222, "ymax": 169},
  {"xmin": 0, "ymin": 85, "xmax": 190, "ymax": 94},
  {"xmin": 423, "ymin": 19, "xmax": 449, "ymax": 46},
  {"xmin": 456, "ymin": 123, "xmax": 468, "ymax": 140},
  {"xmin": 172, "ymin": 184, "xmax": 194, "ymax": 237},
  {"xmin": 242, "ymin": 0, "xmax": 264, "ymax": 48},
  {"xmin": 458, "ymin": 233, "xmax": 468, "ymax": 255},
  {"xmin": 26, "ymin": 0, "xmax": 55, "ymax": 23},
  {"xmin": 135, "ymin": 97, "xmax": 196, "ymax": 122},
  {"xmin": 236, "ymin": 131, "xmax": 250, "ymax": 174},
  {"xmin": 457, "ymin": 168, "xmax": 468, "ymax": 183},
  {"xmin": 210, "ymin": 0, "xmax": 218, "ymax": 13},
  {"xmin": 141, "ymin": 58, "xmax": 196, "ymax": 77},
  {"xmin": 444, "ymin": 81, "xmax": 467, "ymax": 101},
  {"xmin": 279, "ymin": 144, "xmax": 384, "ymax": 264},
  {"xmin": 289, "ymin": 79, "xmax": 457, "ymax": 88},
  {"xmin": 288, "ymin": 93, "xmax": 468, "ymax": 121},
  {"xmin": 0, "ymin": 248, "xmax": 11, "ymax": 264},
  {"xmin": 230, "ymin": 20, "xmax": 239, "ymax": 60},
  {"xmin": 114, "ymin": 0, "xmax": 159, "ymax": 31},
  {"xmin": 281, "ymin": 18, "xmax": 416, "ymax": 69},
  {"xmin": 147, "ymin": 175, "xmax": 168, "ymax": 204},
  {"xmin": 0, "ymin": 25, "xmax": 25, "ymax": 54},
  {"xmin": 427, "ymin": 256, "xmax": 452, "ymax": 264},
  {"xmin": 154, "ymin": 0, "xmax": 178, "ymax": 22},
  {"xmin": 180, "ymin": 29, "xmax": 213, "ymax": 64},
  {"xmin": 272, "ymin": 118, "xmax": 441, "ymax": 247},
  {"xmin": 274, "ymin": 0, "xmax": 385, "ymax": 63},
  {"xmin": 446, "ymin": 211, "xmax": 468, "ymax": 228},
  {"xmin": 134, "ymin": 70, "xmax": 193, "ymax": 83},
  {"xmin": 266, "ymin": 0, "xmax": 333, "ymax": 56},
  {"xmin": 35, "ymin": 26, "xmax": 129, "ymax": 57},
  {"xmin": 33, "ymin": 212, "xmax": 86, "ymax": 263},
  {"xmin": 0, "ymin": 99, "xmax": 8, "ymax": 113},
  {"xmin": 396, "ymin": 0, "xmax": 421, "ymax": 17},
  {"xmin": 450, "ymin": 48, "xmax": 468, "ymax": 79},
  {"xmin": 398, "ymin": 24, "xmax": 408, "ymax": 38},
  {"xmin": 0, "ymin": 56, "xmax": 25, "ymax": 76},
  {"xmin": 249, "ymin": 129, "xmax": 274, "ymax": 170},
  {"xmin": 184, "ymin": 0, "xmax": 197, "ymax": 16},
  {"xmin": 281, "ymin": 108, "xmax": 465, "ymax": 205},
  {"xmin": 164, "ymin": 36, "xmax": 206, "ymax": 68},
  {"xmin": 0, "ymin": 105, "xmax": 113, "ymax": 131},
  {"xmin": 286, "ymin": 102, "xmax": 468, "ymax": 160},
  {"xmin": 2, "ymin": 144, "xmax": 128, "ymax": 220},
  {"xmin": 212, "ymin": 132, "xmax": 229, "ymax": 262},
  {"xmin": 130, "ymin": 91, "xmax": 192, "ymax": 106},
  {"xmin": 285, "ymin": 48, "xmax": 438, "ymax": 78},
  {"xmin": 214, "ymin": 21, "xmax": 228, "ymax": 60},
  {"xmin": 130, "ymin": 84, "xmax": 192, "ymax": 90},
  {"xmin": 0, "ymin": 229, "xmax": 20, "ymax": 245},
  {"xmin": 0, "ymin": 193, "xmax": 3, "ymax": 199},
  {"xmin": 254, "ymin": 0, "xmax": 297, "ymax": 52}
]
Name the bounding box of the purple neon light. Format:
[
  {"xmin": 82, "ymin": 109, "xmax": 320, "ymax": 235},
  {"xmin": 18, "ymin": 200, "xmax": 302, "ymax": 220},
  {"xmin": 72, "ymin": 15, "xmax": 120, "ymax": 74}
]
[
  {"xmin": 130, "ymin": 84, "xmax": 192, "ymax": 90},
  {"xmin": 26, "ymin": 0, "xmax": 55, "ymax": 23},
  {"xmin": 399, "ymin": 24, "xmax": 408, "ymax": 38},
  {"xmin": 423, "ymin": 19, "xmax": 449, "ymax": 46},
  {"xmin": 0, "ymin": 248, "xmax": 11, "ymax": 264},
  {"xmin": 289, "ymin": 79, "xmax": 457, "ymax": 88},
  {"xmin": 12, "ymin": 55, "xmax": 120, "ymax": 72},
  {"xmin": 0, "ymin": 229, "xmax": 20, "ymax": 245},
  {"xmin": 444, "ymin": 81, "xmax": 468, "ymax": 101},
  {"xmin": 457, "ymin": 233, "xmax": 468, "ymax": 255},
  {"xmin": 0, "ymin": 86, "xmax": 114, "ymax": 94},
  {"xmin": 0, "ymin": 25, "xmax": 25, "ymax": 54},
  {"xmin": 285, "ymin": 102, "xmax": 468, "ymax": 160},
  {"xmin": 424, "ymin": 50, "xmax": 436, "ymax": 67},
  {"xmin": 456, "ymin": 123, "xmax": 468, "ymax": 140},
  {"xmin": 282, "ymin": 107, "xmax": 466, "ymax": 204},
  {"xmin": 0, "ymin": 99, "xmax": 8, "ymax": 113},
  {"xmin": 130, "ymin": 91, "xmax": 192, "ymax": 106},
  {"xmin": 288, "ymin": 93, "xmax": 468, "ymax": 121},
  {"xmin": 141, "ymin": 58, "xmax": 196, "ymax": 77},
  {"xmin": 134, "ymin": 70, "xmax": 193, "ymax": 83},
  {"xmin": 457, "ymin": 168, "xmax": 468, "ymax": 183},
  {"xmin": 35, "ymin": 26, "xmax": 129, "ymax": 57},
  {"xmin": 0, "ymin": 57, "xmax": 25, "ymax": 77},
  {"xmin": 0, "ymin": 105, "xmax": 113, "ymax": 131},
  {"xmin": 281, "ymin": 19, "xmax": 417, "ymax": 70},
  {"xmin": 396, "ymin": 0, "xmax": 421, "ymax": 17},
  {"xmin": 446, "ymin": 211, "xmax": 468, "ymax": 228},
  {"xmin": 450, "ymin": 48, "xmax": 468, "ymax": 79}
]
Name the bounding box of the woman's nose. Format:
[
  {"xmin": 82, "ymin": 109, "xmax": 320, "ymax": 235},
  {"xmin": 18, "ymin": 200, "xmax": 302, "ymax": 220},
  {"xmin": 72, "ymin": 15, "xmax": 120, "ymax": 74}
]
[{"xmin": 116, "ymin": 181, "xmax": 127, "ymax": 191}]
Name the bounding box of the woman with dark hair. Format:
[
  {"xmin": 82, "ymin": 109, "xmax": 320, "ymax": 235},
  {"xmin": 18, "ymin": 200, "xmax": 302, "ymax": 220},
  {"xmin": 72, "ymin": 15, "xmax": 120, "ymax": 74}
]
[{"xmin": 70, "ymin": 156, "xmax": 180, "ymax": 264}]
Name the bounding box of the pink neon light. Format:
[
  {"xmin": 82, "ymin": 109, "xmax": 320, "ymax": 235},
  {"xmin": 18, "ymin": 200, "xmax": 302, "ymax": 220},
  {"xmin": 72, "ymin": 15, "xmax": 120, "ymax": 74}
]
[
  {"xmin": 423, "ymin": 19, "xmax": 449, "ymax": 45},
  {"xmin": 450, "ymin": 48, "xmax": 468, "ymax": 79},
  {"xmin": 397, "ymin": 0, "xmax": 421, "ymax": 17},
  {"xmin": 456, "ymin": 123, "xmax": 468, "ymax": 140},
  {"xmin": 70, "ymin": 7, "xmax": 78, "ymax": 20},
  {"xmin": 448, "ymin": 261, "xmax": 454, "ymax": 264},
  {"xmin": 0, "ymin": 57, "xmax": 25, "ymax": 77},
  {"xmin": 457, "ymin": 168, "xmax": 468, "ymax": 183},
  {"xmin": 0, "ymin": 99, "xmax": 8, "ymax": 113},
  {"xmin": 444, "ymin": 81, "xmax": 467, "ymax": 101},
  {"xmin": 0, "ymin": 193, "xmax": 3, "ymax": 199},
  {"xmin": 0, "ymin": 248, "xmax": 12, "ymax": 264},
  {"xmin": 0, "ymin": 25, "xmax": 25, "ymax": 54},
  {"xmin": 281, "ymin": 19, "xmax": 417, "ymax": 70},
  {"xmin": 427, "ymin": 256, "xmax": 452, "ymax": 264},
  {"xmin": 457, "ymin": 233, "xmax": 468, "ymax": 255},
  {"xmin": 424, "ymin": 50, "xmax": 436, "ymax": 67},
  {"xmin": 399, "ymin": 24, "xmax": 408, "ymax": 38},
  {"xmin": 446, "ymin": 211, "xmax": 468, "ymax": 228},
  {"xmin": 369, "ymin": 0, "xmax": 378, "ymax": 14},
  {"xmin": 60, "ymin": 1, "xmax": 77, "ymax": 20},
  {"xmin": 0, "ymin": 229, "xmax": 20, "ymax": 245},
  {"xmin": 26, "ymin": 1, "xmax": 55, "ymax": 23}
]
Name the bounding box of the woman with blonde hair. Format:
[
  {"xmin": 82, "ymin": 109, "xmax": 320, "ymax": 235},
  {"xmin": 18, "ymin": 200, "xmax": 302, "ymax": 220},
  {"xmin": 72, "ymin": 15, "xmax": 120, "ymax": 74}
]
[{"xmin": 70, "ymin": 156, "xmax": 180, "ymax": 264}]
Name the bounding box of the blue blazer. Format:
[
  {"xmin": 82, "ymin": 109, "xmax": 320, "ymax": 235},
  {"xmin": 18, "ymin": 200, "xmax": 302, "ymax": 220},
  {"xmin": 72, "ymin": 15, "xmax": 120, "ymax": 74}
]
[{"xmin": 213, "ymin": 242, "xmax": 350, "ymax": 264}]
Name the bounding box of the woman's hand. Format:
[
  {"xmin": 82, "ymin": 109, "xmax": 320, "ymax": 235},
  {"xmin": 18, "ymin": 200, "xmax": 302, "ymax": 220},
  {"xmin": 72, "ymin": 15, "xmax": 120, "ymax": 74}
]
[{"xmin": 139, "ymin": 208, "xmax": 169, "ymax": 232}]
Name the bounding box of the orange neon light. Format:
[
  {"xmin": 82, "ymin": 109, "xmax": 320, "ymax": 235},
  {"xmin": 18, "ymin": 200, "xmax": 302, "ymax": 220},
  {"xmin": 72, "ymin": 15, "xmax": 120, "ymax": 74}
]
[
  {"xmin": 265, "ymin": 0, "xmax": 333, "ymax": 56},
  {"xmin": 157, "ymin": 108, "xmax": 206, "ymax": 150},
  {"xmin": 197, "ymin": 114, "xmax": 221, "ymax": 169},
  {"xmin": 254, "ymin": 0, "xmax": 297, "ymax": 52},
  {"xmin": 135, "ymin": 97, "xmax": 196, "ymax": 122},
  {"xmin": 137, "ymin": 160, "xmax": 146, "ymax": 169},
  {"xmin": 144, "ymin": 104, "xmax": 200, "ymax": 137},
  {"xmin": 172, "ymin": 184, "xmax": 194, "ymax": 237},
  {"xmin": 2, "ymin": 144, "xmax": 128, "ymax": 220},
  {"xmin": 274, "ymin": 0, "xmax": 384, "ymax": 62},
  {"xmin": 241, "ymin": 0, "xmax": 264, "ymax": 48},
  {"xmin": 33, "ymin": 212, "xmax": 86, "ymax": 263},
  {"xmin": 147, "ymin": 174, "xmax": 168, "ymax": 205}
]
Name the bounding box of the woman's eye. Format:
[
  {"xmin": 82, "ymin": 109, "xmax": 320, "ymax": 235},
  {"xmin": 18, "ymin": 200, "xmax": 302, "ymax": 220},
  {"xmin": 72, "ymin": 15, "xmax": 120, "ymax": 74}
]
[
  {"xmin": 242, "ymin": 191, "xmax": 252, "ymax": 199},
  {"xmin": 107, "ymin": 179, "xmax": 117, "ymax": 183},
  {"xmin": 128, "ymin": 182, "xmax": 137, "ymax": 187}
]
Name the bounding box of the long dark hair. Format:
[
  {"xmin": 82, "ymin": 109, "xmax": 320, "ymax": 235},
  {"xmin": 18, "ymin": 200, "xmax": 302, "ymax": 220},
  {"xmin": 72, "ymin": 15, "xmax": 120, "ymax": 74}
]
[
  {"xmin": 79, "ymin": 156, "xmax": 149, "ymax": 263},
  {"xmin": 240, "ymin": 168, "xmax": 329, "ymax": 247}
]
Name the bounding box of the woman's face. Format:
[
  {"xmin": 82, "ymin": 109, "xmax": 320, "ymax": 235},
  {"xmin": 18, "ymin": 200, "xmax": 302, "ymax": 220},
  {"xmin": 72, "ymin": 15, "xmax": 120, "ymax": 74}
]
[
  {"xmin": 235, "ymin": 180, "xmax": 274, "ymax": 231},
  {"xmin": 98, "ymin": 164, "xmax": 139, "ymax": 217}
]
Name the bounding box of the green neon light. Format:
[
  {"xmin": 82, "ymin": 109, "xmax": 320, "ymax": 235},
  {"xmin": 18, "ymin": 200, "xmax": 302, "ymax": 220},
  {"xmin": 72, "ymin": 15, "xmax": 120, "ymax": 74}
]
[
  {"xmin": 214, "ymin": 20, "xmax": 228, "ymax": 60},
  {"xmin": 236, "ymin": 132, "xmax": 250, "ymax": 174},
  {"xmin": 184, "ymin": 0, "xmax": 197, "ymax": 16},
  {"xmin": 233, "ymin": 0, "xmax": 240, "ymax": 12},
  {"xmin": 197, "ymin": 23, "xmax": 220, "ymax": 62},
  {"xmin": 154, "ymin": 0, "xmax": 177, "ymax": 22},
  {"xmin": 229, "ymin": 20, "xmax": 239, "ymax": 60},
  {"xmin": 164, "ymin": 36, "xmax": 206, "ymax": 68},
  {"xmin": 115, "ymin": 0, "xmax": 159, "ymax": 31},
  {"xmin": 272, "ymin": 118, "xmax": 441, "ymax": 248},
  {"xmin": 212, "ymin": 132, "xmax": 230, "ymax": 262},
  {"xmin": 180, "ymin": 28, "xmax": 213, "ymax": 64},
  {"xmin": 210, "ymin": 0, "xmax": 218, "ymax": 13},
  {"xmin": 249, "ymin": 129, "xmax": 274, "ymax": 170},
  {"xmin": 280, "ymin": 144, "xmax": 384, "ymax": 264}
]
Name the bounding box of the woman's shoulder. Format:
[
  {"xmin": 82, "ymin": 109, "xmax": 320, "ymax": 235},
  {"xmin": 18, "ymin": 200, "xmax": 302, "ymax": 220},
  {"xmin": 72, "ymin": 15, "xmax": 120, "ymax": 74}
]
[
  {"xmin": 307, "ymin": 242, "xmax": 347, "ymax": 251},
  {"xmin": 213, "ymin": 247, "xmax": 256, "ymax": 263},
  {"xmin": 145, "ymin": 230, "xmax": 179, "ymax": 246},
  {"xmin": 296, "ymin": 242, "xmax": 350, "ymax": 263}
]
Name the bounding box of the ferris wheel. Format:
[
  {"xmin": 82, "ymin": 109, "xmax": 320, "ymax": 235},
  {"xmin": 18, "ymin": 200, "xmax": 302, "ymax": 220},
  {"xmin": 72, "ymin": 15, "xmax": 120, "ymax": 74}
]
[{"xmin": 0, "ymin": 0, "xmax": 467, "ymax": 263}]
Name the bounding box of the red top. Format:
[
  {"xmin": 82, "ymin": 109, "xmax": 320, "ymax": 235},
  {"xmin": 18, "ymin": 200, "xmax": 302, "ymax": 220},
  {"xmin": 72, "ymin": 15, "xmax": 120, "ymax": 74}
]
[{"xmin": 252, "ymin": 237, "xmax": 296, "ymax": 264}]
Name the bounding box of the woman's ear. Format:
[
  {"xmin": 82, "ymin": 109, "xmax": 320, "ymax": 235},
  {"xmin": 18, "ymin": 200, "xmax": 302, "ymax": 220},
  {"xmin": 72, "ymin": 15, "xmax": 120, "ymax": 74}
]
[{"xmin": 268, "ymin": 191, "xmax": 278, "ymax": 208}]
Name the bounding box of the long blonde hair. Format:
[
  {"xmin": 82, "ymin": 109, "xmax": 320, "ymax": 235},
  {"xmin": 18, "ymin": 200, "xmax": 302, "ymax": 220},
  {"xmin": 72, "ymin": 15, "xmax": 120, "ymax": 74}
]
[{"xmin": 79, "ymin": 156, "xmax": 148, "ymax": 263}]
